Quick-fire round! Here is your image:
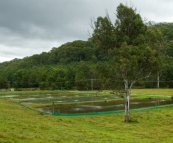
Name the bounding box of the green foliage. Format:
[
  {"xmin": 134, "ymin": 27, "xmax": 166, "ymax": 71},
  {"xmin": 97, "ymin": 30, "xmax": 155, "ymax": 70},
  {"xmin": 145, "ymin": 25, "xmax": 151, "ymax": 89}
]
[
  {"xmin": 39, "ymin": 81, "xmax": 49, "ymax": 90},
  {"xmin": 91, "ymin": 16, "xmax": 116, "ymax": 60},
  {"xmin": 50, "ymin": 83, "xmax": 57, "ymax": 90},
  {"xmin": 155, "ymin": 22, "xmax": 173, "ymax": 41},
  {"xmin": 115, "ymin": 3, "xmax": 147, "ymax": 47},
  {"xmin": 165, "ymin": 40, "xmax": 173, "ymax": 56},
  {"xmin": 0, "ymin": 76, "xmax": 8, "ymax": 89}
]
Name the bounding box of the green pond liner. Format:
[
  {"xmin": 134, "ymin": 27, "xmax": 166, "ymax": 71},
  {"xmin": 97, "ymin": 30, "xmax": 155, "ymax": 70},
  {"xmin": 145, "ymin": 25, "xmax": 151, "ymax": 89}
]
[{"xmin": 14, "ymin": 101, "xmax": 173, "ymax": 116}]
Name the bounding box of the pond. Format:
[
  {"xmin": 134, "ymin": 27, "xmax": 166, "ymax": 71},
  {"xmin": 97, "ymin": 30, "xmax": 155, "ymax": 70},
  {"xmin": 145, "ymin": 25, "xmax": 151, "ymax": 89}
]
[
  {"xmin": 38, "ymin": 98, "xmax": 173, "ymax": 114},
  {"xmin": 3, "ymin": 93, "xmax": 173, "ymax": 114}
]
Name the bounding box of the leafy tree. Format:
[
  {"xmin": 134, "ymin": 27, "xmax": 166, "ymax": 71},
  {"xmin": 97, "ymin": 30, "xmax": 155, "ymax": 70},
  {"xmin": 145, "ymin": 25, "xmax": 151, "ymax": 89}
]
[
  {"xmin": 115, "ymin": 4, "xmax": 147, "ymax": 47},
  {"xmin": 0, "ymin": 76, "xmax": 8, "ymax": 89},
  {"xmin": 166, "ymin": 40, "xmax": 173, "ymax": 56},
  {"xmin": 50, "ymin": 83, "xmax": 57, "ymax": 90},
  {"xmin": 56, "ymin": 76, "xmax": 66, "ymax": 90},
  {"xmin": 91, "ymin": 3, "xmax": 162, "ymax": 121},
  {"xmin": 161, "ymin": 56, "xmax": 173, "ymax": 88},
  {"xmin": 39, "ymin": 81, "xmax": 49, "ymax": 90},
  {"xmin": 28, "ymin": 71, "xmax": 38, "ymax": 87},
  {"xmin": 47, "ymin": 75, "xmax": 56, "ymax": 85},
  {"xmin": 155, "ymin": 22, "xmax": 173, "ymax": 41},
  {"xmin": 114, "ymin": 4, "xmax": 162, "ymax": 122},
  {"xmin": 91, "ymin": 15, "xmax": 116, "ymax": 60}
]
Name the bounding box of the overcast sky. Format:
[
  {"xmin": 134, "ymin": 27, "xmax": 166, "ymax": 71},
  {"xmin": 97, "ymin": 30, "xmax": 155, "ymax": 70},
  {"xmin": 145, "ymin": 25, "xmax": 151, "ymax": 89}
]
[{"xmin": 0, "ymin": 0, "xmax": 173, "ymax": 63}]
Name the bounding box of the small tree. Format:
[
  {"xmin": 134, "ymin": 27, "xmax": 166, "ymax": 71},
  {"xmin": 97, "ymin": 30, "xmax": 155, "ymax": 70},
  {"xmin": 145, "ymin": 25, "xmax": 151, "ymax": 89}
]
[
  {"xmin": 91, "ymin": 3, "xmax": 163, "ymax": 122},
  {"xmin": 114, "ymin": 4, "xmax": 162, "ymax": 122}
]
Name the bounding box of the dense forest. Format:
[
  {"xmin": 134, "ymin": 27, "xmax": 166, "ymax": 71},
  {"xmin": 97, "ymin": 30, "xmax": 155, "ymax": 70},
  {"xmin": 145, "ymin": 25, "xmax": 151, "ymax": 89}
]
[{"xmin": 1, "ymin": 4, "xmax": 173, "ymax": 91}]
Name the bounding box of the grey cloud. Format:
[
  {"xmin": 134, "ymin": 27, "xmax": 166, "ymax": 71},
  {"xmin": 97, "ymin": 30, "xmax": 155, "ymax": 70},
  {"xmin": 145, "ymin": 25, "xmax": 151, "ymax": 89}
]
[
  {"xmin": 0, "ymin": 0, "xmax": 91, "ymax": 40},
  {"xmin": 0, "ymin": 0, "xmax": 173, "ymax": 62}
]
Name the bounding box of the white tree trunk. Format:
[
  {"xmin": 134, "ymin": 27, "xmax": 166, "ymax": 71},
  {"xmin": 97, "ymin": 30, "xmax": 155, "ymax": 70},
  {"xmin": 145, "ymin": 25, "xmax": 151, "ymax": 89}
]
[
  {"xmin": 123, "ymin": 73, "xmax": 150, "ymax": 122},
  {"xmin": 157, "ymin": 72, "xmax": 162, "ymax": 88},
  {"xmin": 125, "ymin": 89, "xmax": 130, "ymax": 122},
  {"xmin": 157, "ymin": 74, "xmax": 160, "ymax": 88},
  {"xmin": 124, "ymin": 80, "xmax": 130, "ymax": 122}
]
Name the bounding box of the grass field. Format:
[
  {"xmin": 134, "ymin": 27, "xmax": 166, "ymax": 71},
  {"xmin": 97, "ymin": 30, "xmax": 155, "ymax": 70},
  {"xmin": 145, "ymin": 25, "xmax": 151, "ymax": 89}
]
[
  {"xmin": 131, "ymin": 88, "xmax": 173, "ymax": 95},
  {"xmin": 0, "ymin": 89, "xmax": 173, "ymax": 142},
  {"xmin": 1, "ymin": 88, "xmax": 173, "ymax": 95}
]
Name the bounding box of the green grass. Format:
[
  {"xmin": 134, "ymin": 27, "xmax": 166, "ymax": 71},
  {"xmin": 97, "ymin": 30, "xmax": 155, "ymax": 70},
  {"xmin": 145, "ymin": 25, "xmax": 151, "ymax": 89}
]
[
  {"xmin": 131, "ymin": 88, "xmax": 173, "ymax": 95},
  {"xmin": 1, "ymin": 88, "xmax": 172, "ymax": 97},
  {"xmin": 1, "ymin": 89, "xmax": 173, "ymax": 142}
]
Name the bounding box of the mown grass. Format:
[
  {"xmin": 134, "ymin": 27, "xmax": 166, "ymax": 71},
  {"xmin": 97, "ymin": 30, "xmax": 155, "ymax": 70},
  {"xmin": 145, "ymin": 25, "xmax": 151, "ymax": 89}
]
[
  {"xmin": 1, "ymin": 88, "xmax": 172, "ymax": 95},
  {"xmin": 0, "ymin": 89, "xmax": 173, "ymax": 142},
  {"xmin": 131, "ymin": 88, "xmax": 173, "ymax": 95}
]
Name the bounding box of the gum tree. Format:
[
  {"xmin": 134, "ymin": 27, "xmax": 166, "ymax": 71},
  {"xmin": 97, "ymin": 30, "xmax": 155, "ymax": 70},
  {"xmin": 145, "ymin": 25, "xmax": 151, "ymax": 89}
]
[
  {"xmin": 115, "ymin": 4, "xmax": 162, "ymax": 122},
  {"xmin": 114, "ymin": 43, "xmax": 161, "ymax": 122},
  {"xmin": 91, "ymin": 3, "xmax": 163, "ymax": 122}
]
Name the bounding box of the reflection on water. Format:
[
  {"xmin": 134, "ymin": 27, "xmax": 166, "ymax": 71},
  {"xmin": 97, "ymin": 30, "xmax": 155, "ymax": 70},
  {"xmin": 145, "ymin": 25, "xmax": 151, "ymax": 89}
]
[
  {"xmin": 9, "ymin": 94, "xmax": 120, "ymax": 104},
  {"xmin": 39, "ymin": 99, "xmax": 173, "ymax": 114}
]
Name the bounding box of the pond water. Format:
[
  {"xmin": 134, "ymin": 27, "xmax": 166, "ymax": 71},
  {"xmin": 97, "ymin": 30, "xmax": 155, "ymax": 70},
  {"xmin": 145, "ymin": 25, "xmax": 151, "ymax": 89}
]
[
  {"xmin": 3, "ymin": 93, "xmax": 173, "ymax": 114},
  {"xmin": 9, "ymin": 94, "xmax": 120, "ymax": 104},
  {"xmin": 38, "ymin": 99, "xmax": 173, "ymax": 114}
]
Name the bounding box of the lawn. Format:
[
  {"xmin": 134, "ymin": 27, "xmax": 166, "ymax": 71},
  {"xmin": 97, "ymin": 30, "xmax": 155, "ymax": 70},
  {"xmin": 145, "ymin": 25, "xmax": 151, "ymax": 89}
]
[
  {"xmin": 131, "ymin": 88, "xmax": 173, "ymax": 95},
  {"xmin": 0, "ymin": 89, "xmax": 173, "ymax": 142}
]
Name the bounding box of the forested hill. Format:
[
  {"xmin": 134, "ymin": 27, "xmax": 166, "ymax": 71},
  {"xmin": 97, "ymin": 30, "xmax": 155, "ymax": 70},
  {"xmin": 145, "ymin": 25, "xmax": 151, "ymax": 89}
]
[
  {"xmin": 0, "ymin": 40, "xmax": 95, "ymax": 70},
  {"xmin": 1, "ymin": 22, "xmax": 173, "ymax": 69},
  {"xmin": 0, "ymin": 18, "xmax": 173, "ymax": 90}
]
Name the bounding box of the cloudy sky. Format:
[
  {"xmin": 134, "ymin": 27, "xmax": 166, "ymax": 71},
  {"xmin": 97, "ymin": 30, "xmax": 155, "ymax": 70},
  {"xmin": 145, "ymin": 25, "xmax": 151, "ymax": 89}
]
[{"xmin": 0, "ymin": 0, "xmax": 173, "ymax": 63}]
